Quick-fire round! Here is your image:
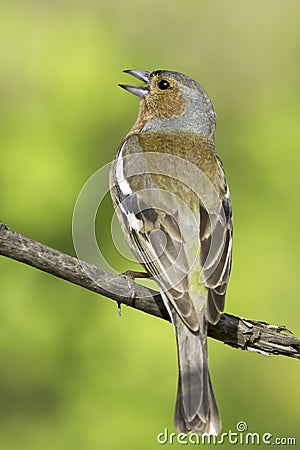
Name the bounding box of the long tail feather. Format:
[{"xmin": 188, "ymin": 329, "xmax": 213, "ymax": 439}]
[{"xmin": 170, "ymin": 305, "xmax": 221, "ymax": 435}]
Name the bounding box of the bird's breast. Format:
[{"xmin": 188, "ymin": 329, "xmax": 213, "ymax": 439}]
[{"xmin": 137, "ymin": 131, "xmax": 223, "ymax": 209}]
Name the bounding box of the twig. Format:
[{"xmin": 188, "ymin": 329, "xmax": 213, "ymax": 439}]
[{"xmin": 0, "ymin": 220, "xmax": 299, "ymax": 359}]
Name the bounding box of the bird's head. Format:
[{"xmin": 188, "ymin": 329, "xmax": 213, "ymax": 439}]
[{"xmin": 119, "ymin": 69, "xmax": 216, "ymax": 139}]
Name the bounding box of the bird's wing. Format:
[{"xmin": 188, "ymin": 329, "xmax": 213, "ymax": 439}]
[
  {"xmin": 110, "ymin": 137, "xmax": 201, "ymax": 332},
  {"xmin": 117, "ymin": 190, "xmax": 201, "ymax": 332},
  {"xmin": 199, "ymin": 170, "xmax": 233, "ymax": 324}
]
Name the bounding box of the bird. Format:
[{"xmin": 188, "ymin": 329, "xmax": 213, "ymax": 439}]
[{"xmin": 110, "ymin": 69, "xmax": 233, "ymax": 435}]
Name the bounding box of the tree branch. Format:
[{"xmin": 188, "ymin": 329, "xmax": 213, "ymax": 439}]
[{"xmin": 1, "ymin": 220, "xmax": 299, "ymax": 359}]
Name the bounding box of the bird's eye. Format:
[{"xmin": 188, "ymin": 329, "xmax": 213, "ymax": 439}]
[{"xmin": 157, "ymin": 79, "xmax": 170, "ymax": 90}]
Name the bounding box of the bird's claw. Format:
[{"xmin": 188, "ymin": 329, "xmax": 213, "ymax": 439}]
[{"xmin": 122, "ymin": 270, "xmax": 149, "ymax": 299}]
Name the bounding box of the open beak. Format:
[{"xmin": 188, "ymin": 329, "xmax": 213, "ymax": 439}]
[{"xmin": 119, "ymin": 69, "xmax": 150, "ymax": 98}]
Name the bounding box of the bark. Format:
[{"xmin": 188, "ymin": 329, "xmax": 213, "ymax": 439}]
[{"xmin": 0, "ymin": 220, "xmax": 299, "ymax": 359}]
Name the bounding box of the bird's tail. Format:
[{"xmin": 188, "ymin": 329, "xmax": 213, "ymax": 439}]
[{"xmin": 173, "ymin": 310, "xmax": 221, "ymax": 435}]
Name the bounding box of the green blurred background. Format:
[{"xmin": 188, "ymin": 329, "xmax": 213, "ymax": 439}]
[{"xmin": 1, "ymin": 1, "xmax": 300, "ymax": 449}]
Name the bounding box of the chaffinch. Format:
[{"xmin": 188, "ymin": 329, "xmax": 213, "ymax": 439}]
[{"xmin": 110, "ymin": 69, "xmax": 233, "ymax": 435}]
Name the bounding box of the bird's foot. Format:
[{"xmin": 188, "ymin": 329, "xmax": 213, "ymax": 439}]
[{"xmin": 122, "ymin": 270, "xmax": 150, "ymax": 299}]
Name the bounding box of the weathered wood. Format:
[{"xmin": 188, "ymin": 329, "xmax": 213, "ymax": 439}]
[{"xmin": 1, "ymin": 220, "xmax": 299, "ymax": 359}]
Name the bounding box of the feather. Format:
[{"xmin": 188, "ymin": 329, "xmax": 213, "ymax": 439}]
[{"xmin": 110, "ymin": 128, "xmax": 233, "ymax": 435}]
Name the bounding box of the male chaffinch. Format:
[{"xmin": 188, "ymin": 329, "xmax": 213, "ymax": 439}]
[{"xmin": 110, "ymin": 69, "xmax": 233, "ymax": 435}]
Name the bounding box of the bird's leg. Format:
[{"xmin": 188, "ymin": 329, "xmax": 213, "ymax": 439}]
[
  {"xmin": 122, "ymin": 270, "xmax": 150, "ymax": 299},
  {"xmin": 123, "ymin": 270, "xmax": 150, "ymax": 279},
  {"xmin": 117, "ymin": 271, "xmax": 150, "ymax": 315}
]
